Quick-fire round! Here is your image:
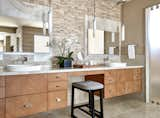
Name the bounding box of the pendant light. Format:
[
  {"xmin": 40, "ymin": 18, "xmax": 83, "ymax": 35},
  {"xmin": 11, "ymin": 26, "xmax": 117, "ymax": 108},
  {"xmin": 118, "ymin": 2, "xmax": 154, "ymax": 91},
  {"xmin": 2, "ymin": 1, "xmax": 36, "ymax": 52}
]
[
  {"xmin": 48, "ymin": 0, "xmax": 52, "ymax": 35},
  {"xmin": 93, "ymin": 0, "xmax": 96, "ymax": 39}
]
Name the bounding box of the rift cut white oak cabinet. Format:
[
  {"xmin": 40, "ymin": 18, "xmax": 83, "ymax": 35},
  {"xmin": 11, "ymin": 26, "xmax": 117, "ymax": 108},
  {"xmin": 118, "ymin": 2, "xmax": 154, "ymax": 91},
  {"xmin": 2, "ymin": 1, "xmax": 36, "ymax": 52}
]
[{"xmin": 0, "ymin": 66, "xmax": 143, "ymax": 118}]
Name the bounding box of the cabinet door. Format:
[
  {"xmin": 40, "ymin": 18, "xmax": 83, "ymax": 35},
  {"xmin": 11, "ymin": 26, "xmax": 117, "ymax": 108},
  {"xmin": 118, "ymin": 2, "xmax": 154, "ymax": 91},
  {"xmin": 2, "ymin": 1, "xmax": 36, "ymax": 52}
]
[
  {"xmin": 6, "ymin": 74, "xmax": 47, "ymax": 97},
  {"xmin": 117, "ymin": 83, "xmax": 125, "ymax": 96},
  {"xmin": 133, "ymin": 79, "xmax": 142, "ymax": 93},
  {"xmin": 118, "ymin": 69, "xmax": 134, "ymax": 82},
  {"xmin": 105, "ymin": 84, "xmax": 117, "ymax": 98},
  {"xmin": 48, "ymin": 91, "xmax": 67, "ymax": 110},
  {"xmin": 0, "ymin": 99, "xmax": 5, "ymax": 118},
  {"xmin": 133, "ymin": 68, "xmax": 142, "ymax": 80},
  {"xmin": 125, "ymin": 81, "xmax": 134, "ymax": 94},
  {"xmin": 105, "ymin": 70, "xmax": 117, "ymax": 84},
  {"xmin": 6, "ymin": 93, "xmax": 47, "ymax": 118}
]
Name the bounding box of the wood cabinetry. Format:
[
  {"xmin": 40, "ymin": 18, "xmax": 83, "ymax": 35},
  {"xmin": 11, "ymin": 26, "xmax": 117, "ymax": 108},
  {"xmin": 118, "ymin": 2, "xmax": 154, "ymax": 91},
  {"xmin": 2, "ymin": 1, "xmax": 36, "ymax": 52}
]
[
  {"xmin": 47, "ymin": 73, "xmax": 68, "ymax": 110},
  {"xmin": 1, "ymin": 68, "xmax": 142, "ymax": 118},
  {"xmin": 0, "ymin": 99, "xmax": 5, "ymax": 118},
  {"xmin": 6, "ymin": 74, "xmax": 47, "ymax": 97},
  {"xmin": 105, "ymin": 69, "xmax": 142, "ymax": 98},
  {"xmin": 0, "ymin": 76, "xmax": 5, "ymax": 118},
  {"xmin": 48, "ymin": 81, "xmax": 67, "ymax": 91},
  {"xmin": 48, "ymin": 91, "xmax": 67, "ymax": 110},
  {"xmin": 6, "ymin": 93, "xmax": 47, "ymax": 118},
  {"xmin": 85, "ymin": 68, "xmax": 143, "ymax": 99},
  {"xmin": 0, "ymin": 76, "xmax": 5, "ymax": 99},
  {"xmin": 3, "ymin": 73, "xmax": 68, "ymax": 118}
]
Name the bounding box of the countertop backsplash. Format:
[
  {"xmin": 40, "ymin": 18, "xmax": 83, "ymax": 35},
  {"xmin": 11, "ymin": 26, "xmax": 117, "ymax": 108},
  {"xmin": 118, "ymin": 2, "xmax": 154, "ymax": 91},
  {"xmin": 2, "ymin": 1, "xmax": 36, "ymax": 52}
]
[{"xmin": 0, "ymin": 53, "xmax": 52, "ymax": 66}]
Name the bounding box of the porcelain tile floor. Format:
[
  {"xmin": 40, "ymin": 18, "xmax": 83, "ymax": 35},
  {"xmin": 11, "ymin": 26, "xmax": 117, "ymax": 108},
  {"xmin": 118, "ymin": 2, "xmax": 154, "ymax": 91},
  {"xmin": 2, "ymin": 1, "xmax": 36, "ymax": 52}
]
[{"xmin": 23, "ymin": 96, "xmax": 160, "ymax": 118}]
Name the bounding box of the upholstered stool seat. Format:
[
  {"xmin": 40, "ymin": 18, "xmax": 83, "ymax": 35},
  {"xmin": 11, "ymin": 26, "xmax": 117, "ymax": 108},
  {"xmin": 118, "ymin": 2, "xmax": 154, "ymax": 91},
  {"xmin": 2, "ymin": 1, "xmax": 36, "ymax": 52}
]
[
  {"xmin": 71, "ymin": 80, "xmax": 104, "ymax": 118},
  {"xmin": 72, "ymin": 81, "xmax": 104, "ymax": 91}
]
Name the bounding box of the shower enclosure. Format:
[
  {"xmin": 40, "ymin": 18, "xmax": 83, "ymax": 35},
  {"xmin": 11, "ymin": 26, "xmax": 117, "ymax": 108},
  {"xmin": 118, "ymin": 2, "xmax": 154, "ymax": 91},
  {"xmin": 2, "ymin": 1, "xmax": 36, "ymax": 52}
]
[{"xmin": 146, "ymin": 4, "xmax": 160, "ymax": 103}]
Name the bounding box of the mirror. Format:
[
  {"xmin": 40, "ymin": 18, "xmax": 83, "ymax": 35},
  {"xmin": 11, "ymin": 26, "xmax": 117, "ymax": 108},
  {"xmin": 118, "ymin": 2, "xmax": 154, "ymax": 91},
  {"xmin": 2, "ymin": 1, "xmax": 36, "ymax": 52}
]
[
  {"xmin": 0, "ymin": 0, "xmax": 51, "ymax": 53},
  {"xmin": 85, "ymin": 16, "xmax": 121, "ymax": 56}
]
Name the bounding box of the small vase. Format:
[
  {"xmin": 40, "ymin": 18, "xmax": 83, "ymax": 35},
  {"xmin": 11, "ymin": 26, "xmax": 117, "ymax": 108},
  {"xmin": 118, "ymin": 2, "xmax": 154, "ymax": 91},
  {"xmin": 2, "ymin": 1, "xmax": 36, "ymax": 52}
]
[{"xmin": 60, "ymin": 59, "xmax": 72, "ymax": 68}]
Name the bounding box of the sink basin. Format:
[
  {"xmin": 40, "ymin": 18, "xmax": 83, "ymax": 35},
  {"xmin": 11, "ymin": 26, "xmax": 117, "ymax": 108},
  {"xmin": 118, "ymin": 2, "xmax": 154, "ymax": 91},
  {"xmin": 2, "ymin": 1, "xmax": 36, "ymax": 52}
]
[
  {"xmin": 6, "ymin": 64, "xmax": 42, "ymax": 72},
  {"xmin": 107, "ymin": 62, "xmax": 127, "ymax": 67}
]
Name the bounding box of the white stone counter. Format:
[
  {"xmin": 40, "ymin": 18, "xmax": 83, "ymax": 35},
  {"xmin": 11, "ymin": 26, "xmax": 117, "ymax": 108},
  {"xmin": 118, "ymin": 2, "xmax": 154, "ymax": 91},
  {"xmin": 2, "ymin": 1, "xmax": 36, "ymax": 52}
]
[{"xmin": 0, "ymin": 66, "xmax": 144, "ymax": 76}]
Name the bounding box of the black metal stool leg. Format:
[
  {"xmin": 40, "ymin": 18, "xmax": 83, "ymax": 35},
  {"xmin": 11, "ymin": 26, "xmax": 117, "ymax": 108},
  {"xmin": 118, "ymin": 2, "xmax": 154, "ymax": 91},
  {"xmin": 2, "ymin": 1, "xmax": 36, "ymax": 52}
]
[
  {"xmin": 91, "ymin": 91, "xmax": 95, "ymax": 118},
  {"xmin": 100, "ymin": 89, "xmax": 104, "ymax": 118},
  {"xmin": 89, "ymin": 92, "xmax": 92, "ymax": 112},
  {"xmin": 71, "ymin": 86, "xmax": 75, "ymax": 117}
]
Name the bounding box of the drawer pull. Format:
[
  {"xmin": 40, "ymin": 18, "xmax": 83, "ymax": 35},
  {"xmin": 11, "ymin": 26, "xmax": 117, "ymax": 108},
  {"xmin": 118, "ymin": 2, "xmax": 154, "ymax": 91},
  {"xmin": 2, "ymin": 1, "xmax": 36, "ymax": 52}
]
[
  {"xmin": 56, "ymin": 85, "xmax": 60, "ymax": 88},
  {"xmin": 23, "ymin": 103, "xmax": 32, "ymax": 108},
  {"xmin": 56, "ymin": 76, "xmax": 60, "ymax": 79},
  {"xmin": 56, "ymin": 97, "xmax": 61, "ymax": 102},
  {"xmin": 109, "ymin": 80, "xmax": 112, "ymax": 82}
]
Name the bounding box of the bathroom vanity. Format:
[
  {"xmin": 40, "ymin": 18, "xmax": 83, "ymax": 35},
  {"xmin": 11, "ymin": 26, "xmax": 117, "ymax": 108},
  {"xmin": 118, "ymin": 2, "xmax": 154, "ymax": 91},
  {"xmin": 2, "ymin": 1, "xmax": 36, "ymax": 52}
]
[{"xmin": 0, "ymin": 66, "xmax": 143, "ymax": 118}]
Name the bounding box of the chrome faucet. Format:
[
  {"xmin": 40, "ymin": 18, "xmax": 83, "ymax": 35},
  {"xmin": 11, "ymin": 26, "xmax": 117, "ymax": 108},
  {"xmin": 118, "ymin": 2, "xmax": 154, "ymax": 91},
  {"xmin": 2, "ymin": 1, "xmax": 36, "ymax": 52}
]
[
  {"xmin": 15, "ymin": 56, "xmax": 28, "ymax": 64},
  {"xmin": 21, "ymin": 56, "xmax": 28, "ymax": 64}
]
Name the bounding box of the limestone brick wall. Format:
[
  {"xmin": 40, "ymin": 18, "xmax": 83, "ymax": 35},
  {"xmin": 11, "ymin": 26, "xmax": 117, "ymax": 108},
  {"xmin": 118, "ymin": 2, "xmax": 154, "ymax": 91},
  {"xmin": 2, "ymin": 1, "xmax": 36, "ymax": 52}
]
[{"xmin": 22, "ymin": 0, "xmax": 121, "ymax": 56}]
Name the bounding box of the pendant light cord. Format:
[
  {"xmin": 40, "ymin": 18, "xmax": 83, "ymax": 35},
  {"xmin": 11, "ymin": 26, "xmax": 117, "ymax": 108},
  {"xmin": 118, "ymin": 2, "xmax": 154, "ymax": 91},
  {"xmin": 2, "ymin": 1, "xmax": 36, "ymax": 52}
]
[
  {"xmin": 92, "ymin": 0, "xmax": 96, "ymax": 38},
  {"xmin": 94, "ymin": 0, "xmax": 96, "ymax": 20}
]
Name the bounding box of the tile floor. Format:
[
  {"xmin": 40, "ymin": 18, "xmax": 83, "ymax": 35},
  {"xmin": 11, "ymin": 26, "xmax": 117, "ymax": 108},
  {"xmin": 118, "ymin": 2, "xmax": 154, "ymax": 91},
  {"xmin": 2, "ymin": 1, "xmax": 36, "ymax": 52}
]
[{"xmin": 23, "ymin": 96, "xmax": 160, "ymax": 118}]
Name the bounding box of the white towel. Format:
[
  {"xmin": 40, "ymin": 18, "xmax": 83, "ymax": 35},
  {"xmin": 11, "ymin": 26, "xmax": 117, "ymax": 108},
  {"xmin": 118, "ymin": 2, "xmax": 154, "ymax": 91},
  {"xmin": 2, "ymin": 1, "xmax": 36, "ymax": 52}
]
[
  {"xmin": 109, "ymin": 47, "xmax": 116, "ymax": 55},
  {"xmin": 111, "ymin": 32, "xmax": 115, "ymax": 42},
  {"xmin": 128, "ymin": 45, "xmax": 136, "ymax": 59}
]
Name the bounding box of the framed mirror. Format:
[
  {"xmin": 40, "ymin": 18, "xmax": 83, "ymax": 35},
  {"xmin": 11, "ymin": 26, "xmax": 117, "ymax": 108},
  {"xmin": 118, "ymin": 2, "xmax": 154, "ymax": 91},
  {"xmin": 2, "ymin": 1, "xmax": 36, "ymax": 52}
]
[
  {"xmin": 0, "ymin": 0, "xmax": 51, "ymax": 53},
  {"xmin": 85, "ymin": 16, "xmax": 121, "ymax": 56}
]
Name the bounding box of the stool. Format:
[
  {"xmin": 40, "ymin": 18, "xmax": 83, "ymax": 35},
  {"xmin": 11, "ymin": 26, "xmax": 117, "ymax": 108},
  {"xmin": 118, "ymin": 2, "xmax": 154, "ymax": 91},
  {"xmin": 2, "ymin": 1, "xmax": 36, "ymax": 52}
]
[{"xmin": 71, "ymin": 81, "xmax": 104, "ymax": 118}]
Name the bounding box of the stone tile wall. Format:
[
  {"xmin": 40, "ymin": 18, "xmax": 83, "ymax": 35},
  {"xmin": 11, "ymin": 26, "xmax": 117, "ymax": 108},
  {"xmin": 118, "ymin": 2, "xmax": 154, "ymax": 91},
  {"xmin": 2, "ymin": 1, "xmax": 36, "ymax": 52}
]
[{"xmin": 22, "ymin": 0, "xmax": 121, "ymax": 56}]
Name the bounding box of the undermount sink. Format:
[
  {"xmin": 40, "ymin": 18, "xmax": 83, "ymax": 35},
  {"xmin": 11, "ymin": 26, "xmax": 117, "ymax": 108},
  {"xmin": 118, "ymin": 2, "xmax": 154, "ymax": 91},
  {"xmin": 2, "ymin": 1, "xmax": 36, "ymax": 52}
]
[
  {"xmin": 106, "ymin": 62, "xmax": 127, "ymax": 67},
  {"xmin": 6, "ymin": 64, "xmax": 42, "ymax": 72}
]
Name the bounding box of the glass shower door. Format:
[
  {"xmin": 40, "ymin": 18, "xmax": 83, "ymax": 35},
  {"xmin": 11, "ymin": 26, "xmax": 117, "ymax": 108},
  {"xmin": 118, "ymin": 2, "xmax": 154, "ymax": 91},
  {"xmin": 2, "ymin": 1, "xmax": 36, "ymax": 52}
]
[{"xmin": 147, "ymin": 5, "xmax": 160, "ymax": 102}]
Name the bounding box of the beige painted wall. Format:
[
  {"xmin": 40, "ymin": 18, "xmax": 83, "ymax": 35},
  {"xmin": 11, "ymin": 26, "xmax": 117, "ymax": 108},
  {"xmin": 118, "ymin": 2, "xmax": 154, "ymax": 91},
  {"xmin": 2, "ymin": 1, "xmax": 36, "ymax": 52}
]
[{"xmin": 122, "ymin": 0, "xmax": 160, "ymax": 55}]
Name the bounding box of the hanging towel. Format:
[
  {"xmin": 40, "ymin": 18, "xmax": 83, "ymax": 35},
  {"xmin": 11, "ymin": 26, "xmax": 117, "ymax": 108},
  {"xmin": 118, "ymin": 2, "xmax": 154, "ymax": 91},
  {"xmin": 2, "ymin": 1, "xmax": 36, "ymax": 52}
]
[
  {"xmin": 109, "ymin": 47, "xmax": 116, "ymax": 55},
  {"xmin": 128, "ymin": 45, "xmax": 136, "ymax": 59}
]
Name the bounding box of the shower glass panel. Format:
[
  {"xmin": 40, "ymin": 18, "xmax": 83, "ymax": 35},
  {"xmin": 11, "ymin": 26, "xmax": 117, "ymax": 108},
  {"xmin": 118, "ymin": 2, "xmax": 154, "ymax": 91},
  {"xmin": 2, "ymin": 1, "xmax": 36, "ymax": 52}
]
[{"xmin": 146, "ymin": 5, "xmax": 160, "ymax": 102}]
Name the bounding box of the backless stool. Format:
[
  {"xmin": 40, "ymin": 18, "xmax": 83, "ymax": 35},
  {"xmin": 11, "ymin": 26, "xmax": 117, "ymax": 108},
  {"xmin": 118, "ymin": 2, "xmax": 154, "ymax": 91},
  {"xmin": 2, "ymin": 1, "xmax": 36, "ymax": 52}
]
[{"xmin": 71, "ymin": 81, "xmax": 104, "ymax": 118}]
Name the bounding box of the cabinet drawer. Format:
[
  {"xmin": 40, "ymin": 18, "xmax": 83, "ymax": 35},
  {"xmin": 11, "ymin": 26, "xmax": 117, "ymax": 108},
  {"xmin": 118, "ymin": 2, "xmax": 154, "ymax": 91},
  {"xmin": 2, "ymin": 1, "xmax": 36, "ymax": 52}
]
[
  {"xmin": 105, "ymin": 71, "xmax": 117, "ymax": 84},
  {"xmin": 48, "ymin": 73, "xmax": 67, "ymax": 82},
  {"xmin": 48, "ymin": 91, "xmax": 67, "ymax": 110},
  {"xmin": 87, "ymin": 70, "xmax": 104, "ymax": 75},
  {"xmin": 6, "ymin": 74, "xmax": 47, "ymax": 97},
  {"xmin": 105, "ymin": 84, "xmax": 117, "ymax": 98},
  {"xmin": 48, "ymin": 81, "xmax": 68, "ymax": 91},
  {"xmin": 0, "ymin": 99, "xmax": 5, "ymax": 118},
  {"xmin": 68, "ymin": 71, "xmax": 88, "ymax": 76},
  {"xmin": 6, "ymin": 93, "xmax": 47, "ymax": 118}
]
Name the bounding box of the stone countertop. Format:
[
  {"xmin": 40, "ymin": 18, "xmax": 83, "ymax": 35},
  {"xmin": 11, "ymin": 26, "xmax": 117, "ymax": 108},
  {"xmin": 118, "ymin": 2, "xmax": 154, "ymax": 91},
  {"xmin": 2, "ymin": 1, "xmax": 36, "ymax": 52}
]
[{"xmin": 0, "ymin": 65, "xmax": 144, "ymax": 76}]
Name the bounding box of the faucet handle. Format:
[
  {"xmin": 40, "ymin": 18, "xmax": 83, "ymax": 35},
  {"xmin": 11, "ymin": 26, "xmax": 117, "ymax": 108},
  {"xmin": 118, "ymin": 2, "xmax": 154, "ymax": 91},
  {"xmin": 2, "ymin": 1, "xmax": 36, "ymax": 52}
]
[{"xmin": 23, "ymin": 56, "xmax": 28, "ymax": 61}]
